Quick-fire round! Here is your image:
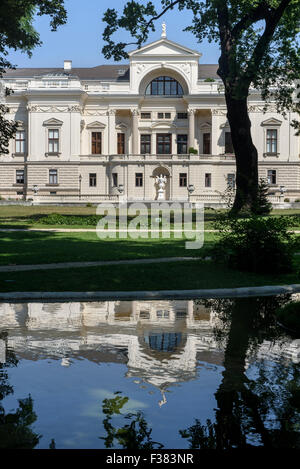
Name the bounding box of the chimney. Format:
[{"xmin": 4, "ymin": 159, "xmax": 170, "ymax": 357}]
[{"xmin": 64, "ymin": 60, "xmax": 72, "ymax": 71}]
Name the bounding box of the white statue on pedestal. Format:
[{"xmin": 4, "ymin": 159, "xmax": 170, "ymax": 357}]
[{"xmin": 156, "ymin": 174, "xmax": 167, "ymax": 200}]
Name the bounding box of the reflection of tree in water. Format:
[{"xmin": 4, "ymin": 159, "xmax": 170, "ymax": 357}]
[
  {"xmin": 100, "ymin": 392, "xmax": 163, "ymax": 450},
  {"xmin": 181, "ymin": 296, "xmax": 300, "ymax": 449},
  {"xmin": 0, "ymin": 331, "xmax": 41, "ymax": 449}
]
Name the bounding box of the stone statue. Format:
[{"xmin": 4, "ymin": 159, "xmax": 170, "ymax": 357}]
[
  {"xmin": 156, "ymin": 174, "xmax": 167, "ymax": 200},
  {"xmin": 161, "ymin": 22, "xmax": 167, "ymax": 38}
]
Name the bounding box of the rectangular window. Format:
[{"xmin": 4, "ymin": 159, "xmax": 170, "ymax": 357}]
[
  {"xmin": 135, "ymin": 173, "xmax": 143, "ymax": 187},
  {"xmin": 89, "ymin": 173, "xmax": 97, "ymax": 187},
  {"xmin": 177, "ymin": 134, "xmax": 188, "ymax": 154},
  {"xmin": 158, "ymin": 112, "xmax": 164, "ymax": 119},
  {"xmin": 141, "ymin": 135, "xmax": 151, "ymax": 154},
  {"xmin": 48, "ymin": 129, "xmax": 59, "ymax": 153},
  {"xmin": 227, "ymin": 173, "xmax": 236, "ymax": 189},
  {"xmin": 225, "ymin": 132, "xmax": 234, "ymax": 154},
  {"xmin": 16, "ymin": 170, "xmax": 25, "ymax": 184},
  {"xmin": 205, "ymin": 173, "xmax": 211, "ymax": 188},
  {"xmin": 117, "ymin": 133, "xmax": 125, "ymax": 154},
  {"xmin": 157, "ymin": 134, "xmax": 171, "ymax": 154},
  {"xmin": 157, "ymin": 112, "xmax": 171, "ymax": 119},
  {"xmin": 177, "ymin": 113, "xmax": 188, "ymax": 119},
  {"xmin": 179, "ymin": 173, "xmax": 187, "ymax": 187},
  {"xmin": 91, "ymin": 132, "xmax": 101, "ymax": 154},
  {"xmin": 164, "ymin": 112, "xmax": 171, "ymax": 119},
  {"xmin": 112, "ymin": 173, "xmax": 118, "ymax": 187},
  {"xmin": 15, "ymin": 131, "xmax": 25, "ymax": 154},
  {"xmin": 141, "ymin": 112, "xmax": 151, "ymax": 119},
  {"xmin": 267, "ymin": 169, "xmax": 277, "ymax": 185},
  {"xmin": 203, "ymin": 133, "xmax": 211, "ymax": 154},
  {"xmin": 49, "ymin": 169, "xmax": 58, "ymax": 185},
  {"xmin": 266, "ymin": 129, "xmax": 278, "ymax": 153}
]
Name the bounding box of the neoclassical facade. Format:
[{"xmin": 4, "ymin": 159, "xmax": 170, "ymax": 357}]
[{"xmin": 1, "ymin": 28, "xmax": 300, "ymax": 205}]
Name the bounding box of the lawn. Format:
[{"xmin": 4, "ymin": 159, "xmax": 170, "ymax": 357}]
[
  {"xmin": 1, "ymin": 205, "xmax": 300, "ymax": 230},
  {"xmin": 1, "ymin": 257, "xmax": 300, "ymax": 292},
  {"xmin": 0, "ymin": 230, "xmax": 218, "ymax": 266}
]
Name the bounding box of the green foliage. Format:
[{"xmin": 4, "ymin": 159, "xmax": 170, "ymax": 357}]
[
  {"xmin": 180, "ymin": 419, "xmax": 217, "ymax": 449},
  {"xmin": 188, "ymin": 147, "xmax": 198, "ymax": 154},
  {"xmin": 203, "ymin": 78, "xmax": 215, "ymax": 82},
  {"xmin": 276, "ymin": 301, "xmax": 300, "ymax": 332},
  {"xmin": 214, "ymin": 215, "xmax": 296, "ymax": 274},
  {"xmin": 31, "ymin": 213, "xmax": 100, "ymax": 226},
  {"xmin": 252, "ymin": 178, "xmax": 272, "ymax": 215}
]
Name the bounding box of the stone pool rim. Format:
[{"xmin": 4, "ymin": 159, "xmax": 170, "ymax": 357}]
[{"xmin": 1, "ymin": 284, "xmax": 300, "ymax": 301}]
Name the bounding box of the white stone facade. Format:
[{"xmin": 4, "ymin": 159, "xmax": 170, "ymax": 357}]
[{"xmin": 1, "ymin": 33, "xmax": 299, "ymax": 205}]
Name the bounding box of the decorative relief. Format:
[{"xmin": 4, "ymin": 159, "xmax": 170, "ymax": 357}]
[
  {"xmin": 26, "ymin": 105, "xmax": 83, "ymax": 113},
  {"xmin": 248, "ymin": 105, "xmax": 278, "ymax": 113},
  {"xmin": 107, "ymin": 109, "xmax": 117, "ymax": 116},
  {"xmin": 177, "ymin": 63, "xmax": 191, "ymax": 76},
  {"xmin": 136, "ymin": 63, "xmax": 147, "ymax": 75},
  {"xmin": 211, "ymin": 109, "xmax": 227, "ymax": 116},
  {"xmin": 84, "ymin": 110, "xmax": 107, "ymax": 116}
]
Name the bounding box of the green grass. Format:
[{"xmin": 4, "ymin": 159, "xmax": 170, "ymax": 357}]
[
  {"xmin": 1, "ymin": 205, "xmax": 300, "ymax": 230},
  {"xmin": 1, "ymin": 258, "xmax": 300, "ymax": 292},
  {"xmin": 0, "ymin": 231, "xmax": 218, "ymax": 266}
]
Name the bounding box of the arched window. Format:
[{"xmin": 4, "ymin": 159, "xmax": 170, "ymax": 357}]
[{"xmin": 145, "ymin": 76, "xmax": 183, "ymax": 96}]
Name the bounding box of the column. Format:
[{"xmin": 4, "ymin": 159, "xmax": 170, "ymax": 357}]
[
  {"xmin": 188, "ymin": 108, "xmax": 196, "ymax": 150},
  {"xmin": 151, "ymin": 132, "xmax": 156, "ymax": 155},
  {"xmin": 131, "ymin": 109, "xmax": 139, "ymax": 155},
  {"xmin": 211, "ymin": 109, "xmax": 219, "ymax": 155},
  {"xmin": 108, "ymin": 109, "xmax": 116, "ymax": 154}
]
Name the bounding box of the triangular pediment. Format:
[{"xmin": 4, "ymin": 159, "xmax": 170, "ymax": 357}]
[
  {"xmin": 129, "ymin": 38, "xmax": 201, "ymax": 58},
  {"xmin": 151, "ymin": 121, "xmax": 177, "ymax": 129},
  {"xmin": 115, "ymin": 122, "xmax": 128, "ymax": 130},
  {"xmin": 261, "ymin": 118, "xmax": 282, "ymax": 126},
  {"xmin": 200, "ymin": 122, "xmax": 212, "ymax": 130},
  {"xmin": 86, "ymin": 121, "xmax": 106, "ymax": 129},
  {"xmin": 43, "ymin": 118, "xmax": 63, "ymax": 126}
]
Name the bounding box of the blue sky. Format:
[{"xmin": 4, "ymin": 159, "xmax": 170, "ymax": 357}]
[{"xmin": 7, "ymin": 0, "xmax": 221, "ymax": 68}]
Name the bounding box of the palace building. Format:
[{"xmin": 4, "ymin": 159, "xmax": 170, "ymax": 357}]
[{"xmin": 1, "ymin": 25, "xmax": 299, "ymax": 205}]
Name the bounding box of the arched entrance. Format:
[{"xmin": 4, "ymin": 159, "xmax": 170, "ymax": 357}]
[{"xmin": 152, "ymin": 167, "xmax": 170, "ymax": 200}]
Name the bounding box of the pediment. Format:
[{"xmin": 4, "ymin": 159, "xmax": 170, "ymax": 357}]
[
  {"xmin": 261, "ymin": 118, "xmax": 282, "ymax": 126},
  {"xmin": 115, "ymin": 122, "xmax": 128, "ymax": 130},
  {"xmin": 151, "ymin": 121, "xmax": 177, "ymax": 129},
  {"xmin": 199, "ymin": 122, "xmax": 212, "ymax": 130},
  {"xmin": 43, "ymin": 118, "xmax": 63, "ymax": 126},
  {"xmin": 86, "ymin": 121, "xmax": 106, "ymax": 129},
  {"xmin": 220, "ymin": 120, "xmax": 230, "ymax": 129},
  {"xmin": 129, "ymin": 39, "xmax": 201, "ymax": 58}
]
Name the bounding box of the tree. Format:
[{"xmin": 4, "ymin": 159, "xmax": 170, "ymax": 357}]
[
  {"xmin": 102, "ymin": 1, "xmax": 300, "ymax": 214},
  {"xmin": 0, "ymin": 0, "xmax": 67, "ymax": 154}
]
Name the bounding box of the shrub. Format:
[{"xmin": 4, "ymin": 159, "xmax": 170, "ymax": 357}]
[
  {"xmin": 295, "ymin": 199, "xmax": 300, "ymax": 203},
  {"xmin": 188, "ymin": 147, "xmax": 198, "ymax": 154},
  {"xmin": 284, "ymin": 198, "xmax": 290, "ymax": 203},
  {"xmin": 276, "ymin": 301, "xmax": 300, "ymax": 332},
  {"xmin": 252, "ymin": 178, "xmax": 272, "ymax": 216},
  {"xmin": 31, "ymin": 213, "xmax": 100, "ymax": 226},
  {"xmin": 213, "ymin": 215, "xmax": 296, "ymax": 274},
  {"xmin": 204, "ymin": 78, "xmax": 215, "ymax": 82}
]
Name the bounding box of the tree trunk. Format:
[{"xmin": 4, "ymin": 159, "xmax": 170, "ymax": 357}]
[{"xmin": 225, "ymin": 94, "xmax": 258, "ymax": 214}]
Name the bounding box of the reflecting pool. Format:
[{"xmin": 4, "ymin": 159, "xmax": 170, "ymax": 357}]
[{"xmin": 0, "ymin": 296, "xmax": 300, "ymax": 449}]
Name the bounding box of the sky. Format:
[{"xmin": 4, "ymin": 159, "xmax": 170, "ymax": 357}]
[{"xmin": 6, "ymin": 0, "xmax": 221, "ymax": 69}]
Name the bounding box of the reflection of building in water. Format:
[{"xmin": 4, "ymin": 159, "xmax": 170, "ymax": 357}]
[
  {"xmin": 0, "ymin": 339, "xmax": 5, "ymax": 364},
  {"xmin": 0, "ymin": 300, "xmax": 299, "ymax": 405}
]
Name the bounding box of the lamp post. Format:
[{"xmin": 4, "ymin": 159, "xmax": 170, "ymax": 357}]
[
  {"xmin": 33, "ymin": 184, "xmax": 39, "ymax": 204},
  {"xmin": 279, "ymin": 185, "xmax": 286, "ymax": 204},
  {"xmin": 117, "ymin": 184, "xmax": 125, "ymax": 203},
  {"xmin": 187, "ymin": 184, "xmax": 195, "ymax": 204},
  {"xmin": 79, "ymin": 174, "xmax": 82, "ymax": 201}
]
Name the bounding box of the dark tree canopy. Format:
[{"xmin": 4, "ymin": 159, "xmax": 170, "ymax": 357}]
[
  {"xmin": 0, "ymin": 0, "xmax": 67, "ymax": 154},
  {"xmin": 102, "ymin": 1, "xmax": 300, "ymax": 213}
]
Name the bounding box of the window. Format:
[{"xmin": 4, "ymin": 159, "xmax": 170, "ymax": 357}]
[
  {"xmin": 16, "ymin": 170, "xmax": 25, "ymax": 184},
  {"xmin": 89, "ymin": 173, "xmax": 97, "ymax": 187},
  {"xmin": 135, "ymin": 173, "xmax": 143, "ymax": 187},
  {"xmin": 91, "ymin": 132, "xmax": 101, "ymax": 154},
  {"xmin": 227, "ymin": 173, "xmax": 236, "ymax": 189},
  {"xmin": 117, "ymin": 133, "xmax": 125, "ymax": 154},
  {"xmin": 112, "ymin": 173, "xmax": 118, "ymax": 187},
  {"xmin": 49, "ymin": 169, "xmax": 58, "ymax": 185},
  {"xmin": 141, "ymin": 135, "xmax": 151, "ymax": 154},
  {"xmin": 203, "ymin": 133, "xmax": 211, "ymax": 154},
  {"xmin": 157, "ymin": 134, "xmax": 172, "ymax": 154},
  {"xmin": 266, "ymin": 129, "xmax": 278, "ymax": 153},
  {"xmin": 267, "ymin": 169, "xmax": 277, "ymax": 185},
  {"xmin": 15, "ymin": 131, "xmax": 25, "ymax": 154},
  {"xmin": 145, "ymin": 76, "xmax": 183, "ymax": 96},
  {"xmin": 177, "ymin": 113, "xmax": 188, "ymax": 119},
  {"xmin": 48, "ymin": 129, "xmax": 59, "ymax": 153},
  {"xmin": 205, "ymin": 173, "xmax": 211, "ymax": 188},
  {"xmin": 141, "ymin": 112, "xmax": 151, "ymax": 119},
  {"xmin": 179, "ymin": 173, "xmax": 187, "ymax": 187},
  {"xmin": 157, "ymin": 112, "xmax": 171, "ymax": 119},
  {"xmin": 177, "ymin": 135, "xmax": 188, "ymax": 154},
  {"xmin": 225, "ymin": 132, "xmax": 234, "ymax": 153}
]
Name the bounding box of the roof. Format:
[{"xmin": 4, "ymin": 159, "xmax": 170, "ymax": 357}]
[{"xmin": 3, "ymin": 64, "xmax": 219, "ymax": 81}]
